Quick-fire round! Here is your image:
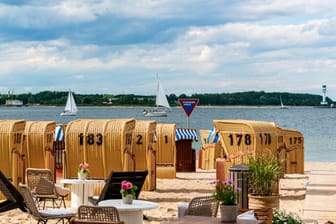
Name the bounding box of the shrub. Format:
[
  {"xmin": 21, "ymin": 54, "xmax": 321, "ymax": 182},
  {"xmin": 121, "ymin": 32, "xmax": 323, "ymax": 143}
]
[{"xmin": 272, "ymin": 209, "xmax": 304, "ymax": 224}]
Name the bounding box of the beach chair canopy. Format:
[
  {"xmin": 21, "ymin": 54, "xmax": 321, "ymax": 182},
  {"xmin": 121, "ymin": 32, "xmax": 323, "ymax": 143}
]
[
  {"xmin": 175, "ymin": 128, "xmax": 198, "ymax": 141},
  {"xmin": 88, "ymin": 170, "xmax": 148, "ymax": 205},
  {"xmin": 0, "ymin": 170, "xmax": 27, "ymax": 213}
]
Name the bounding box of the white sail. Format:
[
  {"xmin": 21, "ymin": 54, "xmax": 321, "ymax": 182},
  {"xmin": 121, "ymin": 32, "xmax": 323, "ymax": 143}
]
[
  {"xmin": 155, "ymin": 79, "xmax": 170, "ymax": 108},
  {"xmin": 143, "ymin": 75, "xmax": 170, "ymax": 117},
  {"xmin": 60, "ymin": 91, "xmax": 78, "ymax": 116}
]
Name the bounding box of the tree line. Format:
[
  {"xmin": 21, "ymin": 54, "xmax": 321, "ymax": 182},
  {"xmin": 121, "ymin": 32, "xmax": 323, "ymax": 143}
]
[{"xmin": 0, "ymin": 90, "xmax": 332, "ymax": 107}]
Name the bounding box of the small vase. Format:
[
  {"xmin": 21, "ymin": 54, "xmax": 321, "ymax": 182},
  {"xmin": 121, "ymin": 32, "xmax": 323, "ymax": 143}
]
[
  {"xmin": 78, "ymin": 172, "xmax": 87, "ymax": 180},
  {"xmin": 122, "ymin": 194, "xmax": 133, "ymax": 204},
  {"xmin": 220, "ymin": 204, "xmax": 238, "ymax": 221}
]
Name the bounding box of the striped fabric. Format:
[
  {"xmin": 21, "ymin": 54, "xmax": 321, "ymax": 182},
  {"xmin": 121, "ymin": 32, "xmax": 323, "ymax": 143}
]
[
  {"xmin": 207, "ymin": 127, "xmax": 220, "ymax": 143},
  {"xmin": 175, "ymin": 128, "xmax": 198, "ymax": 141},
  {"xmin": 54, "ymin": 126, "xmax": 64, "ymax": 141}
]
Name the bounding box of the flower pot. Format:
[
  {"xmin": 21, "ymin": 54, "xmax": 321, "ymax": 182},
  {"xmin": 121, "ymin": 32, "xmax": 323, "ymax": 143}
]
[
  {"xmin": 78, "ymin": 172, "xmax": 87, "ymax": 180},
  {"xmin": 248, "ymin": 194, "xmax": 280, "ymax": 209},
  {"xmin": 122, "ymin": 194, "xmax": 133, "ymax": 204},
  {"xmin": 220, "ymin": 204, "xmax": 238, "ymax": 222}
]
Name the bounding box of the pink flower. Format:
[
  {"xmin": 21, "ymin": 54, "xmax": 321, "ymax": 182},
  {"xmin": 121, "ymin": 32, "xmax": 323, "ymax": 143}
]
[
  {"xmin": 121, "ymin": 180, "xmax": 130, "ymax": 190},
  {"xmin": 120, "ymin": 180, "xmax": 138, "ymax": 199},
  {"xmin": 78, "ymin": 162, "xmax": 90, "ymax": 173}
]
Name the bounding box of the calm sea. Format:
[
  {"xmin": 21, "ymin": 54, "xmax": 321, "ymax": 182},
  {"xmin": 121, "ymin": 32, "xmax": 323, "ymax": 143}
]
[{"xmin": 0, "ymin": 106, "xmax": 334, "ymax": 162}]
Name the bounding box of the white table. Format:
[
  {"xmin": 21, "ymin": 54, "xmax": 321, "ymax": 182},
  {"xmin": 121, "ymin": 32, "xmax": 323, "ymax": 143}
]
[
  {"xmin": 60, "ymin": 179, "xmax": 104, "ymax": 209},
  {"xmin": 98, "ymin": 199, "xmax": 158, "ymax": 224}
]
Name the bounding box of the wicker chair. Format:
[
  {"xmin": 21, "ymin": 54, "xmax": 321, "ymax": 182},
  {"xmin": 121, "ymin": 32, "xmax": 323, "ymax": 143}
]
[
  {"xmin": 19, "ymin": 183, "xmax": 75, "ymax": 224},
  {"xmin": 185, "ymin": 195, "xmax": 219, "ymax": 217},
  {"xmin": 0, "ymin": 170, "xmax": 27, "ymax": 213},
  {"xmin": 88, "ymin": 170, "xmax": 148, "ymax": 205},
  {"xmin": 25, "ymin": 168, "xmax": 69, "ymax": 209},
  {"xmin": 70, "ymin": 205, "xmax": 124, "ymax": 224}
]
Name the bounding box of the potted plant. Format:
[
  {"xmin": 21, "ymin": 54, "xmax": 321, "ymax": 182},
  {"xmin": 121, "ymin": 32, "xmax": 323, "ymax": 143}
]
[
  {"xmin": 120, "ymin": 180, "xmax": 138, "ymax": 204},
  {"xmin": 78, "ymin": 162, "xmax": 90, "ymax": 180},
  {"xmin": 248, "ymin": 153, "xmax": 282, "ymax": 209},
  {"xmin": 211, "ymin": 179, "xmax": 241, "ymax": 221},
  {"xmin": 273, "ymin": 209, "xmax": 304, "ymax": 224}
]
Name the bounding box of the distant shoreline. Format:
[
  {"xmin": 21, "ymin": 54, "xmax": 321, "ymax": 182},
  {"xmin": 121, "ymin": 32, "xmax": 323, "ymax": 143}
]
[{"xmin": 1, "ymin": 104, "xmax": 327, "ymax": 109}]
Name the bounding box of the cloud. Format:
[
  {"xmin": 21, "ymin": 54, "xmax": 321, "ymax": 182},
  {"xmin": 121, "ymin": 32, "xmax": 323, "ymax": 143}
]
[{"xmin": 0, "ymin": 0, "xmax": 336, "ymax": 100}]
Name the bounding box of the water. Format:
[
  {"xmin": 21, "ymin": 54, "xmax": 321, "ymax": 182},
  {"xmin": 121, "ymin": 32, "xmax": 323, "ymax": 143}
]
[{"xmin": 0, "ymin": 106, "xmax": 335, "ymax": 162}]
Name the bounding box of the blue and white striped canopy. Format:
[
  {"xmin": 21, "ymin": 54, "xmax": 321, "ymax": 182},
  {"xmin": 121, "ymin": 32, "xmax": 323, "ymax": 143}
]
[
  {"xmin": 54, "ymin": 125, "xmax": 64, "ymax": 141},
  {"xmin": 175, "ymin": 128, "xmax": 198, "ymax": 141},
  {"xmin": 207, "ymin": 127, "xmax": 220, "ymax": 143}
]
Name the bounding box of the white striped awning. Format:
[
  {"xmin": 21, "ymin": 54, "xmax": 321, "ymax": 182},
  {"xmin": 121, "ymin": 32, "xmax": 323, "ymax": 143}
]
[
  {"xmin": 175, "ymin": 128, "xmax": 198, "ymax": 141},
  {"xmin": 54, "ymin": 125, "xmax": 64, "ymax": 141}
]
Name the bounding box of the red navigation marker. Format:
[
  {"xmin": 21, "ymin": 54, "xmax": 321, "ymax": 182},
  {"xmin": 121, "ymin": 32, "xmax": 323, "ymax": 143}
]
[{"xmin": 178, "ymin": 98, "xmax": 199, "ymax": 117}]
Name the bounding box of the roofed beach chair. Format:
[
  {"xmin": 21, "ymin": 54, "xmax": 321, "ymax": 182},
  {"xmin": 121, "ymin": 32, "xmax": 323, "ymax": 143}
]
[
  {"xmin": 19, "ymin": 183, "xmax": 75, "ymax": 224},
  {"xmin": 185, "ymin": 195, "xmax": 219, "ymax": 217},
  {"xmin": 88, "ymin": 170, "xmax": 148, "ymax": 205},
  {"xmin": 26, "ymin": 168, "xmax": 70, "ymax": 209},
  {"xmin": 0, "ymin": 170, "xmax": 27, "ymax": 213},
  {"xmin": 70, "ymin": 205, "xmax": 124, "ymax": 224}
]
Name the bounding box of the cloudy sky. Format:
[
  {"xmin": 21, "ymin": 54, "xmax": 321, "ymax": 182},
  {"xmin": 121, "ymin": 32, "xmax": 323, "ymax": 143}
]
[{"xmin": 1, "ymin": 0, "xmax": 336, "ymax": 100}]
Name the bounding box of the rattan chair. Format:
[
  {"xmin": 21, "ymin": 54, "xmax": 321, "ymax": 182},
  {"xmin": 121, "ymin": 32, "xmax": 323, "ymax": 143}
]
[
  {"xmin": 26, "ymin": 168, "xmax": 69, "ymax": 209},
  {"xmin": 0, "ymin": 170, "xmax": 27, "ymax": 213},
  {"xmin": 19, "ymin": 183, "xmax": 75, "ymax": 224},
  {"xmin": 70, "ymin": 205, "xmax": 124, "ymax": 224},
  {"xmin": 185, "ymin": 195, "xmax": 219, "ymax": 217}
]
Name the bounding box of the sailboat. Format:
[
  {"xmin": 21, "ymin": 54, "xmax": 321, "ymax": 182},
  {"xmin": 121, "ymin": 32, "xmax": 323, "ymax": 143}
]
[
  {"xmin": 60, "ymin": 91, "xmax": 78, "ymax": 116},
  {"xmin": 280, "ymin": 96, "xmax": 288, "ymax": 109},
  {"xmin": 143, "ymin": 75, "xmax": 170, "ymax": 117}
]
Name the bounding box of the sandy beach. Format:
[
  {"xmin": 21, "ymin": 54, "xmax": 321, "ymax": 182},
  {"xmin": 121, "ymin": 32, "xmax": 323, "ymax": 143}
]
[{"xmin": 1, "ymin": 161, "xmax": 335, "ymax": 224}]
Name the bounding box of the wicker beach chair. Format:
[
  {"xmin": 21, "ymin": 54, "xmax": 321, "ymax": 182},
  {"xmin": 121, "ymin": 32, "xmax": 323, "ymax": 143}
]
[
  {"xmin": 0, "ymin": 170, "xmax": 27, "ymax": 213},
  {"xmin": 25, "ymin": 168, "xmax": 69, "ymax": 209},
  {"xmin": 19, "ymin": 183, "xmax": 75, "ymax": 224},
  {"xmin": 70, "ymin": 205, "xmax": 124, "ymax": 224},
  {"xmin": 88, "ymin": 170, "xmax": 148, "ymax": 205},
  {"xmin": 185, "ymin": 195, "xmax": 219, "ymax": 217}
]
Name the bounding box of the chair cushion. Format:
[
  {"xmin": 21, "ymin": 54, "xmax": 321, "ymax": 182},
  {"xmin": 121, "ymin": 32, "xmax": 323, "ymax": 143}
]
[
  {"xmin": 55, "ymin": 185, "xmax": 70, "ymax": 197},
  {"xmin": 39, "ymin": 208, "xmax": 75, "ymax": 217}
]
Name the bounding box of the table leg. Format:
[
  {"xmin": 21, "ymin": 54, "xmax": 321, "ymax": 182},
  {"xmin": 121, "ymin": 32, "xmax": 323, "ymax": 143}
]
[
  {"xmin": 83, "ymin": 183, "xmax": 95, "ymax": 205},
  {"xmin": 70, "ymin": 183, "xmax": 84, "ymax": 209},
  {"xmin": 119, "ymin": 210, "xmax": 144, "ymax": 224}
]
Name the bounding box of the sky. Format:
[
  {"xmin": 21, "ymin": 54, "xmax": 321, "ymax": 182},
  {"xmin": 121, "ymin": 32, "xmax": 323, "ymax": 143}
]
[{"xmin": 1, "ymin": 0, "xmax": 336, "ymax": 100}]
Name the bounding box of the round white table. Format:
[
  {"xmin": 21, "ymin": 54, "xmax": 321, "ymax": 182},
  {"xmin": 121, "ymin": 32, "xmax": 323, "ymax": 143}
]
[
  {"xmin": 60, "ymin": 179, "xmax": 104, "ymax": 209},
  {"xmin": 98, "ymin": 199, "xmax": 158, "ymax": 224}
]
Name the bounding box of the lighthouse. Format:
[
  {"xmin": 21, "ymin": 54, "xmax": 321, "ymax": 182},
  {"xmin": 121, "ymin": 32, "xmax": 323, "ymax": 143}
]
[{"xmin": 320, "ymin": 85, "xmax": 328, "ymax": 106}]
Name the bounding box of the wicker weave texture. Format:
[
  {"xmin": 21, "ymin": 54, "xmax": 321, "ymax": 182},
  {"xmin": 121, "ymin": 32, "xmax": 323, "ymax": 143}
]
[
  {"xmin": 276, "ymin": 126, "xmax": 304, "ymax": 174},
  {"xmin": 25, "ymin": 168, "xmax": 68, "ymax": 208},
  {"xmin": 185, "ymin": 195, "xmax": 219, "ymax": 217},
  {"xmin": 213, "ymin": 120, "xmax": 278, "ymax": 166},
  {"xmin": 19, "ymin": 183, "xmax": 74, "ymax": 223},
  {"xmin": 23, "ymin": 121, "xmax": 56, "ymax": 170},
  {"xmin": 64, "ymin": 119, "xmax": 136, "ymax": 179},
  {"xmin": 77, "ymin": 205, "xmax": 121, "ymax": 221},
  {"xmin": 132, "ymin": 120, "xmax": 157, "ymax": 191},
  {"xmin": 0, "ymin": 120, "xmax": 25, "ymax": 192},
  {"xmin": 154, "ymin": 123, "xmax": 176, "ymax": 179}
]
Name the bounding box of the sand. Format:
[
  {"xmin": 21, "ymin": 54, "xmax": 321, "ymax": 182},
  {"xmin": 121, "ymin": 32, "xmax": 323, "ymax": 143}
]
[{"xmin": 1, "ymin": 162, "xmax": 335, "ymax": 224}]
